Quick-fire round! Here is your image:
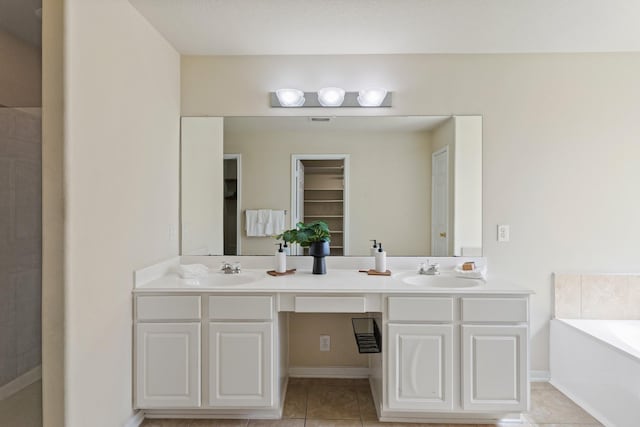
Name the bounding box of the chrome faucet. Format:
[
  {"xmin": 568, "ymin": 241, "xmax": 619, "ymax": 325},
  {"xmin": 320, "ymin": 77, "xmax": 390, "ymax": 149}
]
[
  {"xmin": 418, "ymin": 261, "xmax": 440, "ymax": 275},
  {"xmin": 220, "ymin": 261, "xmax": 241, "ymax": 274}
]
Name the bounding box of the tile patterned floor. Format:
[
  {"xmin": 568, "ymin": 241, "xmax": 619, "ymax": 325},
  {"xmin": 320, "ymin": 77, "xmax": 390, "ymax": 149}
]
[{"xmin": 141, "ymin": 378, "xmax": 603, "ymax": 427}]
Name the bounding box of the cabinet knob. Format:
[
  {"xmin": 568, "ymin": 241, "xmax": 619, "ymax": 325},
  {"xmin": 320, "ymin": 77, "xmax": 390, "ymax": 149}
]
[{"xmin": 439, "ymin": 232, "xmax": 447, "ymax": 238}]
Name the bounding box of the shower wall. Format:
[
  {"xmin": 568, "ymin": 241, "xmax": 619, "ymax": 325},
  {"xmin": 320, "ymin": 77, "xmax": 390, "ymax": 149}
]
[{"xmin": 0, "ymin": 106, "xmax": 42, "ymax": 387}]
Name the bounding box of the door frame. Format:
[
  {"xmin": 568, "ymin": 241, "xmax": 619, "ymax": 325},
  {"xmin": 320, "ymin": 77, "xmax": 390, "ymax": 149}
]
[
  {"xmin": 431, "ymin": 146, "xmax": 449, "ymax": 256},
  {"xmin": 224, "ymin": 154, "xmax": 242, "ymax": 255},
  {"xmin": 290, "ymin": 154, "xmax": 350, "ymax": 255}
]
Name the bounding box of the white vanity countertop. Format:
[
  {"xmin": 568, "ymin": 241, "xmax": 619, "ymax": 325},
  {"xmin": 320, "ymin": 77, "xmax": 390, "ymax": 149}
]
[{"xmin": 133, "ymin": 268, "xmax": 533, "ymax": 295}]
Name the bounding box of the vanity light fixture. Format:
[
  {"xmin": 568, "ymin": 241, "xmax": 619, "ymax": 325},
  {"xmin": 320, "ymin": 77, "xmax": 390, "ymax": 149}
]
[
  {"xmin": 275, "ymin": 88, "xmax": 305, "ymax": 107},
  {"xmin": 317, "ymin": 87, "xmax": 346, "ymax": 107},
  {"xmin": 357, "ymin": 88, "xmax": 388, "ymax": 107},
  {"xmin": 270, "ymin": 88, "xmax": 391, "ymax": 108}
]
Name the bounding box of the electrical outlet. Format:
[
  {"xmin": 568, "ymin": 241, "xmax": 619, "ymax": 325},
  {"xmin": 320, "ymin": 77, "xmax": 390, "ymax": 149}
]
[
  {"xmin": 497, "ymin": 224, "xmax": 510, "ymax": 242},
  {"xmin": 320, "ymin": 335, "xmax": 330, "ymax": 352}
]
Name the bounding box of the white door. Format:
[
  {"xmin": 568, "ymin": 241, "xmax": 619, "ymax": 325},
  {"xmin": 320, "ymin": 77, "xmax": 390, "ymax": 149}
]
[
  {"xmin": 462, "ymin": 325, "xmax": 529, "ymax": 412},
  {"xmin": 387, "ymin": 323, "xmax": 453, "ymax": 410},
  {"xmin": 181, "ymin": 117, "xmax": 224, "ymax": 255},
  {"xmin": 294, "ymin": 160, "xmax": 305, "ymax": 255},
  {"xmin": 208, "ymin": 322, "xmax": 273, "ymax": 407},
  {"xmin": 431, "ymin": 147, "xmax": 449, "ymax": 256},
  {"xmin": 135, "ymin": 323, "xmax": 201, "ymax": 408}
]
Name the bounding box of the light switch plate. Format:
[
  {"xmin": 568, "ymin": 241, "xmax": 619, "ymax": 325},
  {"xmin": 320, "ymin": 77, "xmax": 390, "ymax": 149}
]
[
  {"xmin": 320, "ymin": 335, "xmax": 330, "ymax": 352},
  {"xmin": 497, "ymin": 224, "xmax": 510, "ymax": 242}
]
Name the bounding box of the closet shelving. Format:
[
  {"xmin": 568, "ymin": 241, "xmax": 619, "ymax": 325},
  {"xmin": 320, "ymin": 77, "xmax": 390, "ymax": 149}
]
[{"xmin": 301, "ymin": 159, "xmax": 345, "ymax": 256}]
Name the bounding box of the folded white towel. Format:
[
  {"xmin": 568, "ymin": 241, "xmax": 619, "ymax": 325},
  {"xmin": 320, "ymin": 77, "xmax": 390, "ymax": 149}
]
[
  {"xmin": 269, "ymin": 210, "xmax": 286, "ymax": 236},
  {"xmin": 246, "ymin": 210, "xmax": 264, "ymax": 236},
  {"xmin": 454, "ymin": 264, "xmax": 487, "ymax": 281},
  {"xmin": 175, "ymin": 264, "xmax": 209, "ymax": 279},
  {"xmin": 257, "ymin": 209, "xmax": 271, "ymax": 224}
]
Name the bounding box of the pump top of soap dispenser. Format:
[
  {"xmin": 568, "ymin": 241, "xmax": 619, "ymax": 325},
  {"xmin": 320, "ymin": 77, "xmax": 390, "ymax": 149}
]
[
  {"xmin": 378, "ymin": 243, "xmax": 383, "ymax": 252},
  {"xmin": 370, "ymin": 239, "xmax": 378, "ymax": 249},
  {"xmin": 276, "ymin": 243, "xmax": 284, "ymax": 252}
]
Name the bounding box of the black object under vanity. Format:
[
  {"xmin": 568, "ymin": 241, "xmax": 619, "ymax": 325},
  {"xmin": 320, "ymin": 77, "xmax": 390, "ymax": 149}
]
[{"xmin": 352, "ymin": 318, "xmax": 382, "ymax": 353}]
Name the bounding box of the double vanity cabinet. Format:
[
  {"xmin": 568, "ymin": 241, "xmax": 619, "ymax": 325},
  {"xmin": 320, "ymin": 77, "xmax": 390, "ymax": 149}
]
[{"xmin": 133, "ymin": 268, "xmax": 531, "ymax": 423}]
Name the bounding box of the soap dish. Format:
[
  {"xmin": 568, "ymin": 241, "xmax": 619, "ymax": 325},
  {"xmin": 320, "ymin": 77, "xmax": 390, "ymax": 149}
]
[
  {"xmin": 359, "ymin": 269, "xmax": 391, "ymax": 276},
  {"xmin": 267, "ymin": 269, "xmax": 296, "ymax": 276}
]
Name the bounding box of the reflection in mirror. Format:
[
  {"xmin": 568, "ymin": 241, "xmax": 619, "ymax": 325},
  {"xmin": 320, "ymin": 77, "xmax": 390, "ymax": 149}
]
[{"xmin": 180, "ymin": 116, "xmax": 482, "ymax": 257}]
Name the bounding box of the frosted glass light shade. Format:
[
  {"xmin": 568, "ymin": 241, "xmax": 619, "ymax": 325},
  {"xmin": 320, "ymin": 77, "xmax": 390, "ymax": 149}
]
[
  {"xmin": 357, "ymin": 88, "xmax": 388, "ymax": 107},
  {"xmin": 317, "ymin": 87, "xmax": 345, "ymax": 107},
  {"xmin": 276, "ymin": 89, "xmax": 305, "ymax": 107}
]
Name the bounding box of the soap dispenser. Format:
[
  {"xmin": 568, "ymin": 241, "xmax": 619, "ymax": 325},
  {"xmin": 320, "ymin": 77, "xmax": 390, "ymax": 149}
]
[
  {"xmin": 375, "ymin": 243, "xmax": 387, "ymax": 273},
  {"xmin": 283, "ymin": 239, "xmax": 291, "ymax": 256},
  {"xmin": 369, "ymin": 239, "xmax": 379, "ymax": 256},
  {"xmin": 275, "ymin": 243, "xmax": 287, "ymax": 273}
]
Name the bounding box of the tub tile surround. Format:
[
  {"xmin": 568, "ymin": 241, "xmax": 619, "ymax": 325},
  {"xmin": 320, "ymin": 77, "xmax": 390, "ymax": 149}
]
[{"xmin": 554, "ymin": 273, "xmax": 640, "ymax": 319}]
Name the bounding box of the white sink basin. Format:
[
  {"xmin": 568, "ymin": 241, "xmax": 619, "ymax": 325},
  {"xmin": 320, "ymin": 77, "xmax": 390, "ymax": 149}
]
[{"xmin": 395, "ymin": 272, "xmax": 483, "ymax": 288}]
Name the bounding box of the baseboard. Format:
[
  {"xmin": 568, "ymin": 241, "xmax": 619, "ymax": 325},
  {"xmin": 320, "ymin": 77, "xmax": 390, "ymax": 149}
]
[
  {"xmin": 123, "ymin": 409, "xmax": 145, "ymax": 427},
  {"xmin": 530, "ymin": 370, "xmax": 551, "ymax": 382},
  {"xmin": 288, "ymin": 366, "xmax": 369, "ymax": 378},
  {"xmin": 549, "ymin": 379, "xmax": 610, "ymax": 427},
  {"xmin": 0, "ymin": 365, "xmax": 42, "ymax": 401}
]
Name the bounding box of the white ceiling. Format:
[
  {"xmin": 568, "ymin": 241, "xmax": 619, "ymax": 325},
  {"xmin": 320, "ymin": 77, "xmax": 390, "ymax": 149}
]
[
  {"xmin": 129, "ymin": 0, "xmax": 640, "ymax": 55},
  {"xmin": 224, "ymin": 116, "xmax": 450, "ymax": 134}
]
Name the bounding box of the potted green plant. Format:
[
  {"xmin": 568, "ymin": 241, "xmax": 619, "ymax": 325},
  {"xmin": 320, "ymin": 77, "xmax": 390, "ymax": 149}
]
[{"xmin": 278, "ymin": 221, "xmax": 331, "ymax": 274}]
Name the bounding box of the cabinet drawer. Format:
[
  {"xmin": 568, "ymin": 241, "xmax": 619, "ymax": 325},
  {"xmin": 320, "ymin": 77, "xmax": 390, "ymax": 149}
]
[
  {"xmin": 294, "ymin": 296, "xmax": 366, "ymax": 313},
  {"xmin": 461, "ymin": 298, "xmax": 528, "ymax": 322},
  {"xmin": 388, "ymin": 297, "xmax": 454, "ymax": 322},
  {"xmin": 209, "ymin": 296, "xmax": 273, "ymax": 320},
  {"xmin": 136, "ymin": 295, "xmax": 201, "ymax": 321}
]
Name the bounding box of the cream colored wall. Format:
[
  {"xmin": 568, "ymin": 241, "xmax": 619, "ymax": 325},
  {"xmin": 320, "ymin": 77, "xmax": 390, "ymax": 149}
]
[
  {"xmin": 0, "ymin": 30, "xmax": 41, "ymax": 107},
  {"xmin": 289, "ymin": 313, "xmax": 369, "ymax": 368},
  {"xmin": 64, "ymin": 1, "xmax": 180, "ymax": 426},
  {"xmin": 183, "ymin": 53, "xmax": 640, "ymax": 374},
  {"xmin": 181, "ymin": 117, "xmax": 224, "ymax": 255},
  {"xmin": 42, "ymin": 0, "xmax": 65, "ymax": 424},
  {"xmin": 225, "ymin": 128, "xmax": 431, "ymax": 256},
  {"xmin": 453, "ymin": 116, "xmax": 482, "ymax": 255}
]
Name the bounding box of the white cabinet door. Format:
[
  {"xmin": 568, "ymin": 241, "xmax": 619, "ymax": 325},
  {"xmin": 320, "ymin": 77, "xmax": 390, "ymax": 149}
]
[
  {"xmin": 209, "ymin": 322, "xmax": 273, "ymax": 407},
  {"xmin": 462, "ymin": 325, "xmax": 528, "ymax": 411},
  {"xmin": 387, "ymin": 323, "xmax": 453, "ymax": 410},
  {"xmin": 135, "ymin": 323, "xmax": 201, "ymax": 408}
]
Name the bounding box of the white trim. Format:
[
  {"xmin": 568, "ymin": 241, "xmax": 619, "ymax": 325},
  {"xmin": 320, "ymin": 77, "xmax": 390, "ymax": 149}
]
[
  {"xmin": 290, "ymin": 154, "xmax": 350, "ymax": 255},
  {"xmin": 224, "ymin": 154, "xmax": 242, "ymax": 255},
  {"xmin": 0, "ymin": 365, "xmax": 41, "ymax": 401},
  {"xmin": 288, "ymin": 366, "xmax": 369, "ymax": 378},
  {"xmin": 530, "ymin": 370, "xmax": 550, "ymax": 382},
  {"xmin": 549, "ymin": 379, "xmax": 609, "ymax": 427},
  {"xmin": 122, "ymin": 410, "xmax": 145, "ymax": 427},
  {"xmin": 134, "ymin": 257, "xmax": 180, "ymax": 286}
]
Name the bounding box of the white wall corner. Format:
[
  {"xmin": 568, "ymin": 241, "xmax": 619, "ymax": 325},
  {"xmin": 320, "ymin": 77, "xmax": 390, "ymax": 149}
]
[{"xmin": 530, "ymin": 370, "xmax": 551, "ymax": 382}]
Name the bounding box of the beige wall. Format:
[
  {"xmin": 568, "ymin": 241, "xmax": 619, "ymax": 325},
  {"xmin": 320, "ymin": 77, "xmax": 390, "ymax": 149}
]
[
  {"xmin": 453, "ymin": 116, "xmax": 482, "ymax": 255},
  {"xmin": 63, "ymin": 0, "xmax": 180, "ymax": 426},
  {"xmin": 0, "ymin": 30, "xmax": 41, "ymax": 107},
  {"xmin": 289, "ymin": 313, "xmax": 368, "ymax": 368},
  {"xmin": 183, "ymin": 53, "xmax": 640, "ymax": 374},
  {"xmin": 42, "ymin": 0, "xmax": 65, "ymax": 424},
  {"xmin": 225, "ymin": 127, "xmax": 431, "ymax": 256}
]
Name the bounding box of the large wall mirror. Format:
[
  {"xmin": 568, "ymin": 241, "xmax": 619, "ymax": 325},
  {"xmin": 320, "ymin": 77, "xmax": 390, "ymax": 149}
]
[{"xmin": 181, "ymin": 115, "xmax": 482, "ymax": 257}]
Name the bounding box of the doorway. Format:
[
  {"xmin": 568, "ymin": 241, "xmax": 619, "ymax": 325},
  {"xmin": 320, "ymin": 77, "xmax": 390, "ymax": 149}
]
[
  {"xmin": 291, "ymin": 155, "xmax": 349, "ymax": 256},
  {"xmin": 223, "ymin": 154, "xmax": 241, "ymax": 255}
]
